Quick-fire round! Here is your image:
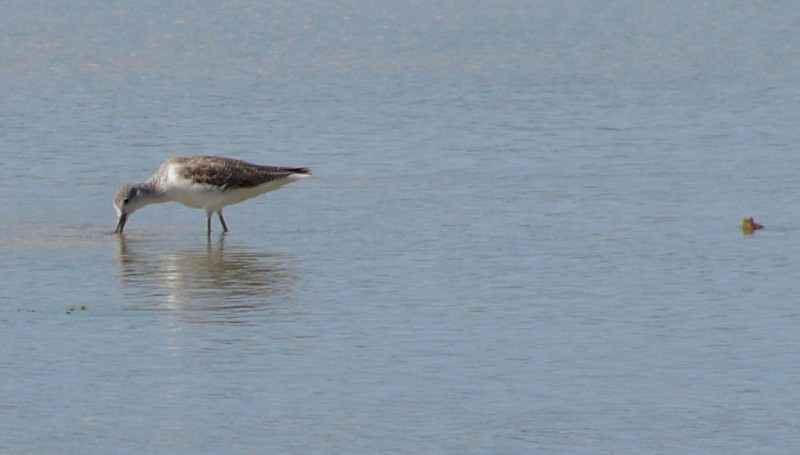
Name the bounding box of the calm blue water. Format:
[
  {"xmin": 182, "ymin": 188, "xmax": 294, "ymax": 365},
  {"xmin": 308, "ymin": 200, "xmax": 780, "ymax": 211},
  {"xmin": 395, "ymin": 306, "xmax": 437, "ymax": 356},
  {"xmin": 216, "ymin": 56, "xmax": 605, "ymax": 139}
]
[{"xmin": 3, "ymin": 1, "xmax": 800, "ymax": 453}]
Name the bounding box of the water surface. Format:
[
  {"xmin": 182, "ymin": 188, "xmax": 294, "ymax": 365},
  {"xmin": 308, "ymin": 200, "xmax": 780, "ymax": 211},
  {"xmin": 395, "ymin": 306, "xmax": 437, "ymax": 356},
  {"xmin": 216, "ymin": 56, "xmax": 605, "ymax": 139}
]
[{"xmin": 3, "ymin": 1, "xmax": 800, "ymax": 453}]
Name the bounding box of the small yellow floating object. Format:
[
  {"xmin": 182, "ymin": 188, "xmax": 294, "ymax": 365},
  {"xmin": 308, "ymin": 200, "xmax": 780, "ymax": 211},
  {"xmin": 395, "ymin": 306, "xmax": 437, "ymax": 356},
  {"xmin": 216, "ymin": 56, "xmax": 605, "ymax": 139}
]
[{"xmin": 741, "ymin": 217, "xmax": 764, "ymax": 235}]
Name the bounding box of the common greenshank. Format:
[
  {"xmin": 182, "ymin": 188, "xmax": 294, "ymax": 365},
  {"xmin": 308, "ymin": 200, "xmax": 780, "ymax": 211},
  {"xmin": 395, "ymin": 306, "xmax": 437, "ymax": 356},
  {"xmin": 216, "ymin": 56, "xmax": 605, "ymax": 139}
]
[{"xmin": 113, "ymin": 156, "xmax": 310, "ymax": 234}]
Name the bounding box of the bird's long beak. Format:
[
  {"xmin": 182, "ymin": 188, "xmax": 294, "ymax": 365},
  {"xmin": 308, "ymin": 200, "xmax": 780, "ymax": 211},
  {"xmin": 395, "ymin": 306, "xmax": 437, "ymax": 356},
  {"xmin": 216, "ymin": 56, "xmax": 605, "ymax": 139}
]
[{"xmin": 114, "ymin": 213, "xmax": 128, "ymax": 234}]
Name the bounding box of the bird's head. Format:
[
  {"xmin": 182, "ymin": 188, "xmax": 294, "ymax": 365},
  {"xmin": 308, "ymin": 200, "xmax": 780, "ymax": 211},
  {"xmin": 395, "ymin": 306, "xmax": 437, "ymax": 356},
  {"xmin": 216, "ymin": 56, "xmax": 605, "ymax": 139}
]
[{"xmin": 113, "ymin": 184, "xmax": 148, "ymax": 234}]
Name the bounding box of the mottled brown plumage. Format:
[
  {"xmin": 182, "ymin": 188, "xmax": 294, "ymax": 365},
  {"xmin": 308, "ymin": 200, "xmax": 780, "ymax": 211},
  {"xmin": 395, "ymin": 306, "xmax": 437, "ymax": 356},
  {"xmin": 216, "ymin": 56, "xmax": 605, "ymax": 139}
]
[{"xmin": 170, "ymin": 156, "xmax": 310, "ymax": 190}]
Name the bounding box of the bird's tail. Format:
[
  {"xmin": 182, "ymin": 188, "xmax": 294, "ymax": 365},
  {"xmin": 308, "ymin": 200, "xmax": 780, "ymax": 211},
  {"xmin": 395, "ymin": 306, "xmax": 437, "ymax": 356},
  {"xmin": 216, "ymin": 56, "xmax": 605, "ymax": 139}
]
[{"xmin": 287, "ymin": 167, "xmax": 311, "ymax": 175}]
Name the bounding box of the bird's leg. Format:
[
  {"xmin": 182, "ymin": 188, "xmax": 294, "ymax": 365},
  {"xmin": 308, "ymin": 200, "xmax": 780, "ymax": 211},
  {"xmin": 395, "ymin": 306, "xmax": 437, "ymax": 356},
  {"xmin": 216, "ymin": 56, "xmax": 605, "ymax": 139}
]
[
  {"xmin": 206, "ymin": 214, "xmax": 212, "ymax": 235},
  {"xmin": 218, "ymin": 211, "xmax": 229, "ymax": 233}
]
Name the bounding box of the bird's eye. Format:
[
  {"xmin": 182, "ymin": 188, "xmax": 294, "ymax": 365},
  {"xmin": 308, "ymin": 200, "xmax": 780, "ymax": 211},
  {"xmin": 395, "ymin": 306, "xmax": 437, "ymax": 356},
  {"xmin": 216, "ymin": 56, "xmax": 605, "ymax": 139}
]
[{"xmin": 123, "ymin": 198, "xmax": 130, "ymax": 204}]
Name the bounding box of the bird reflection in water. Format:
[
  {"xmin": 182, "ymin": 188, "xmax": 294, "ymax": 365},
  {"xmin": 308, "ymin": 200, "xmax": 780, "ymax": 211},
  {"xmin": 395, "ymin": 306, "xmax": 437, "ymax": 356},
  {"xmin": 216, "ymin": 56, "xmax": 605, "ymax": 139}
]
[{"xmin": 116, "ymin": 234, "xmax": 297, "ymax": 324}]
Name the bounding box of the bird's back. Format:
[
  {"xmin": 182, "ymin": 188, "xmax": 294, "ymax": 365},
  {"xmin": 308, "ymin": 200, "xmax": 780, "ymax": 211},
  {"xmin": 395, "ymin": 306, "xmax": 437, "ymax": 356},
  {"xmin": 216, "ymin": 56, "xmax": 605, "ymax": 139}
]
[{"xmin": 169, "ymin": 156, "xmax": 310, "ymax": 190}]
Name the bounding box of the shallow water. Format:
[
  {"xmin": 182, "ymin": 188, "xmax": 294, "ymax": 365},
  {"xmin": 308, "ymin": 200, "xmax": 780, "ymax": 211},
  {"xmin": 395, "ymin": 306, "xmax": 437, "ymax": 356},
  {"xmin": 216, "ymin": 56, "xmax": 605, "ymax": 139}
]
[{"xmin": 3, "ymin": 1, "xmax": 800, "ymax": 453}]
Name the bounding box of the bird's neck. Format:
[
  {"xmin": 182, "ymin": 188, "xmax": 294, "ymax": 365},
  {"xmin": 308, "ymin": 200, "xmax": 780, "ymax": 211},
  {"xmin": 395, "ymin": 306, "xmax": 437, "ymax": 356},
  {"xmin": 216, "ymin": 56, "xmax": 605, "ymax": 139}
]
[{"xmin": 135, "ymin": 180, "xmax": 169, "ymax": 205}]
